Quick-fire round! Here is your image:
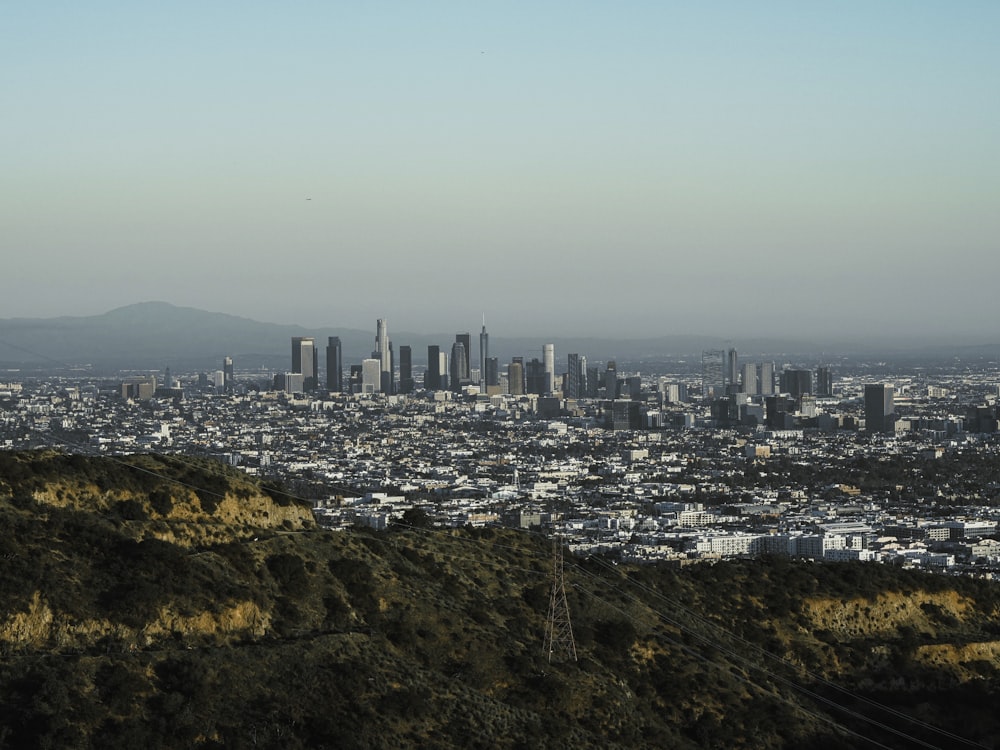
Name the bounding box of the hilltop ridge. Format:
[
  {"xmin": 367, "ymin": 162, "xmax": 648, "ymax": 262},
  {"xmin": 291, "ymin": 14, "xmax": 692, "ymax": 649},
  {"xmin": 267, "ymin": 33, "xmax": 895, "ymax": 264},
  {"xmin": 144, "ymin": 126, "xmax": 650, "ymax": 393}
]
[{"xmin": 0, "ymin": 451, "xmax": 999, "ymax": 748}]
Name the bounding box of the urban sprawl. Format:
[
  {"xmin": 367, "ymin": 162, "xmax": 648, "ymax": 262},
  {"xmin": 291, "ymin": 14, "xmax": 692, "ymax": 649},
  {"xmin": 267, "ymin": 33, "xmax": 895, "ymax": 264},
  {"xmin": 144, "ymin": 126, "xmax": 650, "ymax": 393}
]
[{"xmin": 3, "ymin": 319, "xmax": 1000, "ymax": 578}]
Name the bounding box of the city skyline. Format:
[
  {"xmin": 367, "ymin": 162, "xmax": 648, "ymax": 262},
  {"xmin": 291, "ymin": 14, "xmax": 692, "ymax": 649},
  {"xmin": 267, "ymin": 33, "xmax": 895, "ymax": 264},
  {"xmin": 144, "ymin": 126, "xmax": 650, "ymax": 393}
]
[{"xmin": 4, "ymin": 4, "xmax": 999, "ymax": 340}]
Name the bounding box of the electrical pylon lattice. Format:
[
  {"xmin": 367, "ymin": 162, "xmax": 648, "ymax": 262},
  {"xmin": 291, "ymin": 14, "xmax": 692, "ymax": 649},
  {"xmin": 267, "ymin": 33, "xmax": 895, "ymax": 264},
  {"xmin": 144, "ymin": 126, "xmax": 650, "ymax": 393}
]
[{"xmin": 543, "ymin": 538, "xmax": 577, "ymax": 662}]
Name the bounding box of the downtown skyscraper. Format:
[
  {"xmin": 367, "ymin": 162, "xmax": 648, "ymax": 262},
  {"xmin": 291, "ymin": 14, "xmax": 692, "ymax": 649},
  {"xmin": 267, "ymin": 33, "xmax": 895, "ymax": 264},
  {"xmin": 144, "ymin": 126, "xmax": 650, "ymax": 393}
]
[
  {"xmin": 479, "ymin": 318, "xmax": 488, "ymax": 391},
  {"xmin": 326, "ymin": 337, "xmax": 343, "ymax": 392},
  {"xmin": 291, "ymin": 336, "xmax": 317, "ymax": 392}
]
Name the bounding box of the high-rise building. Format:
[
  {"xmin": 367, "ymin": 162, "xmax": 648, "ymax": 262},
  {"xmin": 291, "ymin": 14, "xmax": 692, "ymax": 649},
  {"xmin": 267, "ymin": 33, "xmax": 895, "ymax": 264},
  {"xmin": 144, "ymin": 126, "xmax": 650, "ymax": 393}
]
[
  {"xmin": 479, "ymin": 318, "xmax": 489, "ymax": 390},
  {"xmin": 759, "ymin": 362, "xmax": 776, "ymax": 396},
  {"xmin": 742, "ymin": 362, "xmax": 758, "ymax": 396},
  {"xmin": 485, "ymin": 357, "xmax": 499, "ymax": 388},
  {"xmin": 361, "ymin": 358, "xmax": 381, "ymax": 394},
  {"xmin": 376, "ymin": 319, "xmax": 389, "ymax": 371},
  {"xmin": 426, "ymin": 345, "xmax": 441, "ymax": 390},
  {"xmin": 816, "ymin": 367, "xmax": 833, "ymax": 397},
  {"xmin": 865, "ymin": 384, "xmax": 895, "ymax": 434},
  {"xmin": 508, "ymin": 357, "xmax": 525, "ymax": 396},
  {"xmin": 456, "ymin": 332, "xmax": 471, "ymax": 384},
  {"xmin": 374, "ymin": 319, "xmax": 391, "ymax": 394},
  {"xmin": 701, "ymin": 350, "xmax": 725, "ymax": 400},
  {"xmin": 325, "ymin": 337, "xmax": 343, "ymax": 392},
  {"xmin": 438, "ymin": 350, "xmax": 449, "ymax": 390},
  {"xmin": 605, "ymin": 361, "xmax": 619, "ymax": 399},
  {"xmin": 291, "ymin": 337, "xmax": 317, "ymax": 391},
  {"xmin": 223, "ymin": 356, "xmax": 234, "ymax": 393},
  {"xmin": 526, "ymin": 358, "xmax": 546, "ymax": 395},
  {"xmin": 450, "ymin": 341, "xmax": 468, "ymax": 392},
  {"xmin": 781, "ymin": 369, "xmax": 812, "ymax": 398},
  {"xmin": 566, "ymin": 353, "xmax": 582, "ymax": 399},
  {"xmin": 586, "ymin": 365, "xmax": 599, "ymax": 398},
  {"xmin": 726, "ymin": 348, "xmax": 739, "ymax": 392},
  {"xmin": 543, "ymin": 343, "xmax": 555, "ymax": 394},
  {"xmin": 399, "ymin": 345, "xmax": 413, "ymax": 394}
]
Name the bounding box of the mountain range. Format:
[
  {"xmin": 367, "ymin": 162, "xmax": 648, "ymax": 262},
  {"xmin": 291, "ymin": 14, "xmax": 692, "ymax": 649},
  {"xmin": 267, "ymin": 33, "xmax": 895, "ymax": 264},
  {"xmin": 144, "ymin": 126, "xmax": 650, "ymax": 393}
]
[{"xmin": 0, "ymin": 301, "xmax": 996, "ymax": 373}]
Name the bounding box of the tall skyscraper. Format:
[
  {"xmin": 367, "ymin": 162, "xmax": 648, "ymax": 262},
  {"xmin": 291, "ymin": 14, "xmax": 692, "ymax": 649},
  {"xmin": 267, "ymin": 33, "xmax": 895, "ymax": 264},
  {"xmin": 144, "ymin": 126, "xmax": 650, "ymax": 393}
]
[
  {"xmin": 325, "ymin": 337, "xmax": 343, "ymax": 392},
  {"xmin": 525, "ymin": 358, "xmax": 546, "ymax": 395},
  {"xmin": 741, "ymin": 362, "xmax": 758, "ymax": 396},
  {"xmin": 456, "ymin": 332, "xmax": 471, "ymax": 383},
  {"xmin": 726, "ymin": 348, "xmax": 739, "ymax": 392},
  {"xmin": 759, "ymin": 361, "xmax": 776, "ymax": 396},
  {"xmin": 508, "ymin": 357, "xmax": 525, "ymax": 396},
  {"xmin": 816, "ymin": 367, "xmax": 833, "ymax": 397},
  {"xmin": 485, "ymin": 357, "xmax": 499, "ymax": 389},
  {"xmin": 450, "ymin": 341, "xmax": 469, "ymax": 392},
  {"xmin": 566, "ymin": 353, "xmax": 581, "ymax": 399},
  {"xmin": 361, "ymin": 358, "xmax": 381, "ymax": 394},
  {"xmin": 375, "ymin": 319, "xmax": 391, "ymax": 393},
  {"xmin": 223, "ymin": 356, "xmax": 234, "ymax": 393},
  {"xmin": 479, "ymin": 318, "xmax": 489, "ymax": 390},
  {"xmin": 543, "ymin": 343, "xmax": 555, "ymax": 394},
  {"xmin": 781, "ymin": 369, "xmax": 812, "ymax": 398},
  {"xmin": 398, "ymin": 345, "xmax": 413, "ymax": 394},
  {"xmin": 701, "ymin": 349, "xmax": 725, "ymax": 400},
  {"xmin": 291, "ymin": 337, "xmax": 317, "ymax": 391},
  {"xmin": 375, "ymin": 319, "xmax": 389, "ymax": 371},
  {"xmin": 426, "ymin": 345, "xmax": 441, "ymax": 390},
  {"xmin": 865, "ymin": 384, "xmax": 895, "ymax": 434},
  {"xmin": 605, "ymin": 361, "xmax": 618, "ymax": 399}
]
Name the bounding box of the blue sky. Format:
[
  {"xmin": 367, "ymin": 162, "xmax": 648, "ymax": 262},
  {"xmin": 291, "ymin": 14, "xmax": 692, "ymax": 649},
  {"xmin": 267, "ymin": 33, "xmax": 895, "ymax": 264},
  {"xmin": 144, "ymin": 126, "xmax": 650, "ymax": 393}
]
[{"xmin": 3, "ymin": 3, "xmax": 998, "ymax": 341}]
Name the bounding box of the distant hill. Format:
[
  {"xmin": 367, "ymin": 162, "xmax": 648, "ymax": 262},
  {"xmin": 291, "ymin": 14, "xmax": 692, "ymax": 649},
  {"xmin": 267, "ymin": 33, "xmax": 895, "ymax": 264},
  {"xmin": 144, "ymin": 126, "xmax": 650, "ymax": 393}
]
[
  {"xmin": 0, "ymin": 301, "xmax": 998, "ymax": 373},
  {"xmin": 1, "ymin": 450, "xmax": 1000, "ymax": 748}
]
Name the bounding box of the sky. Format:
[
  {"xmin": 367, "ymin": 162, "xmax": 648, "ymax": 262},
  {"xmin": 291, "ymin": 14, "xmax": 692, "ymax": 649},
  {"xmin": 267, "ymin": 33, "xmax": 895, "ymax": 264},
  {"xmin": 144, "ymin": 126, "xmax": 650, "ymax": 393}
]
[{"xmin": 3, "ymin": 2, "xmax": 999, "ymax": 342}]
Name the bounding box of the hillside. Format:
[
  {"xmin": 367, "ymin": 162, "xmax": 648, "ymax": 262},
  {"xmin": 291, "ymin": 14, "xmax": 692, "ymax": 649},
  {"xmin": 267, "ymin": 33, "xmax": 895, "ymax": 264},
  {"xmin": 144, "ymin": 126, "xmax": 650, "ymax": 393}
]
[{"xmin": 1, "ymin": 451, "xmax": 999, "ymax": 748}]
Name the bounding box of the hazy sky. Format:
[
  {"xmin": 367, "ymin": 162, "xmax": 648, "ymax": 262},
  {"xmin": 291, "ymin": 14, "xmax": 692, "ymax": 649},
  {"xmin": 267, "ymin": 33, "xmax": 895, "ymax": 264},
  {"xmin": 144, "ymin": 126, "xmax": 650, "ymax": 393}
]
[{"xmin": 4, "ymin": 3, "xmax": 998, "ymax": 341}]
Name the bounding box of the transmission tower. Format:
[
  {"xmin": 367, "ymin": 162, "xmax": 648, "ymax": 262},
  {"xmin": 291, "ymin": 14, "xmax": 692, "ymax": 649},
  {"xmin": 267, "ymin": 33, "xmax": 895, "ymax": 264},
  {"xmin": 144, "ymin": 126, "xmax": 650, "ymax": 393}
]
[{"xmin": 543, "ymin": 537, "xmax": 577, "ymax": 663}]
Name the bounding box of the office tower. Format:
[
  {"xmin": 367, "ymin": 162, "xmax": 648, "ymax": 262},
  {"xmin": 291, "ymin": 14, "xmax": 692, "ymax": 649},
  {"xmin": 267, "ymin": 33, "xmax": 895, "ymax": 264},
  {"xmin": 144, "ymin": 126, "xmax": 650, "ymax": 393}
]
[
  {"xmin": 865, "ymin": 384, "xmax": 895, "ymax": 434},
  {"xmin": 398, "ymin": 345, "xmax": 413, "ymax": 394},
  {"xmin": 375, "ymin": 319, "xmax": 389, "ymax": 371},
  {"xmin": 223, "ymin": 356, "xmax": 234, "ymax": 393},
  {"xmin": 742, "ymin": 362, "xmax": 758, "ymax": 396},
  {"xmin": 816, "ymin": 366, "xmax": 833, "ymax": 397},
  {"xmin": 701, "ymin": 350, "xmax": 725, "ymax": 400},
  {"xmin": 759, "ymin": 361, "xmax": 775, "ymax": 395},
  {"xmin": 566, "ymin": 353, "xmax": 581, "ymax": 398},
  {"xmin": 799, "ymin": 394, "xmax": 817, "ymax": 418},
  {"xmin": 781, "ymin": 369, "xmax": 812, "ymax": 398},
  {"xmin": 325, "ymin": 337, "xmax": 343, "ymax": 392},
  {"xmin": 605, "ymin": 361, "xmax": 619, "ymax": 399},
  {"xmin": 543, "ymin": 343, "xmax": 555, "ymax": 394},
  {"xmin": 450, "ymin": 341, "xmax": 468, "ymax": 392},
  {"xmin": 361, "ymin": 358, "xmax": 381, "ymax": 394},
  {"xmin": 607, "ymin": 400, "xmax": 641, "ymax": 431},
  {"xmin": 479, "ymin": 318, "xmax": 489, "ymax": 390},
  {"xmin": 525, "ymin": 358, "xmax": 546, "ymax": 395},
  {"xmin": 579, "ymin": 355, "xmax": 588, "ymax": 398},
  {"xmin": 456, "ymin": 332, "xmax": 471, "ymax": 382},
  {"xmin": 508, "ymin": 357, "xmax": 525, "ymax": 395},
  {"xmin": 438, "ymin": 351, "xmax": 449, "ymax": 389},
  {"xmin": 374, "ymin": 319, "xmax": 391, "ymax": 393},
  {"xmin": 426, "ymin": 345, "xmax": 441, "ymax": 390},
  {"xmin": 586, "ymin": 365, "xmax": 599, "ymax": 398},
  {"xmin": 291, "ymin": 337, "xmax": 317, "ymax": 391},
  {"xmin": 382, "ymin": 341, "xmax": 394, "ymax": 394},
  {"xmin": 284, "ymin": 372, "xmax": 304, "ymax": 394},
  {"xmin": 485, "ymin": 357, "xmax": 499, "ymax": 388},
  {"xmin": 726, "ymin": 348, "xmax": 739, "ymax": 391},
  {"xmin": 348, "ymin": 364, "xmax": 363, "ymax": 394},
  {"xmin": 626, "ymin": 375, "xmax": 642, "ymax": 400}
]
